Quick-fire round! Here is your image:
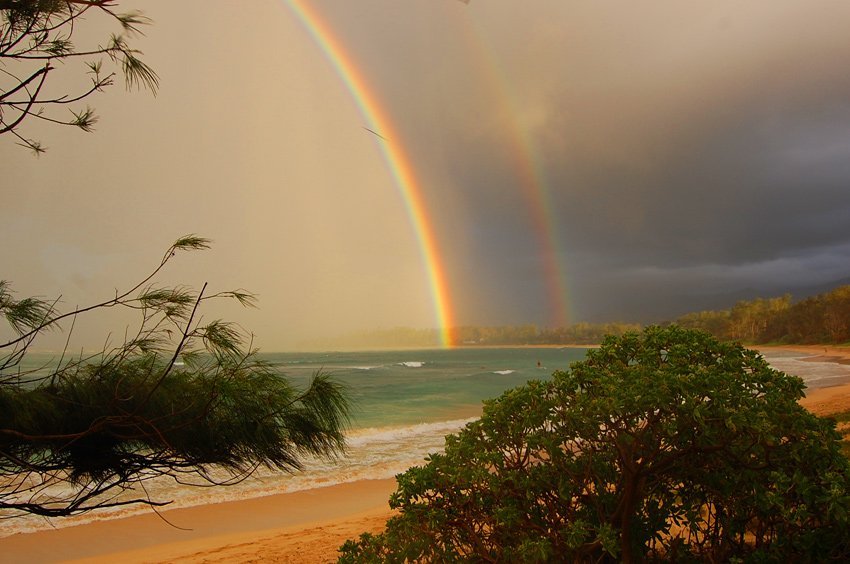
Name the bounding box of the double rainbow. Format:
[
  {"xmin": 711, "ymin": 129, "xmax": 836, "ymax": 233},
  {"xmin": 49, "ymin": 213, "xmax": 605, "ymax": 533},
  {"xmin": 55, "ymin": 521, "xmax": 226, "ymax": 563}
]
[{"xmin": 282, "ymin": 1, "xmax": 570, "ymax": 344}]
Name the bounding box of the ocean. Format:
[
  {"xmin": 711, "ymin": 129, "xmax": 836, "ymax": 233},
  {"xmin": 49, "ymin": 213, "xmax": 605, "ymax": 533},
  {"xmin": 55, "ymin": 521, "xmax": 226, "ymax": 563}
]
[{"xmin": 2, "ymin": 346, "xmax": 849, "ymax": 536}]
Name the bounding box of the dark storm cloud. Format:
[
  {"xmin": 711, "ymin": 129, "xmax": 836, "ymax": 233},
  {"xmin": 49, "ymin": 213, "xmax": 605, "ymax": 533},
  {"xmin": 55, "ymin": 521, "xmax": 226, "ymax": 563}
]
[
  {"xmin": 546, "ymin": 97, "xmax": 850, "ymax": 268},
  {"xmin": 361, "ymin": 0, "xmax": 850, "ymax": 324}
]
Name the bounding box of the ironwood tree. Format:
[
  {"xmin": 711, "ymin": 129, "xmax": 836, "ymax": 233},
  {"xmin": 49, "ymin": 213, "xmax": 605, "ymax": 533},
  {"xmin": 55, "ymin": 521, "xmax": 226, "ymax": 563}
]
[
  {"xmin": 0, "ymin": 237, "xmax": 350, "ymax": 518},
  {"xmin": 1, "ymin": 0, "xmax": 157, "ymax": 153}
]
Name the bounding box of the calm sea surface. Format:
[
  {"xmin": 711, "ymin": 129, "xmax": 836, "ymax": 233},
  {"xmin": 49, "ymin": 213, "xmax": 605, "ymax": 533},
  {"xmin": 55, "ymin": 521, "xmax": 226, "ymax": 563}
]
[{"xmin": 2, "ymin": 346, "xmax": 848, "ymax": 536}]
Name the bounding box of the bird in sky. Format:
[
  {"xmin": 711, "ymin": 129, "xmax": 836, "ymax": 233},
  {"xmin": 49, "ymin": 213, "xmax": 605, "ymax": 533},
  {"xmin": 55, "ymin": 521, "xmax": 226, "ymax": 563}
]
[{"xmin": 363, "ymin": 127, "xmax": 388, "ymax": 141}]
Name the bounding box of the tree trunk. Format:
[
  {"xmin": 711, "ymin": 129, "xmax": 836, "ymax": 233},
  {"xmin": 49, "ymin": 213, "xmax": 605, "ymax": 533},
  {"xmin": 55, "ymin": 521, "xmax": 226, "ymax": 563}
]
[{"xmin": 618, "ymin": 472, "xmax": 642, "ymax": 564}]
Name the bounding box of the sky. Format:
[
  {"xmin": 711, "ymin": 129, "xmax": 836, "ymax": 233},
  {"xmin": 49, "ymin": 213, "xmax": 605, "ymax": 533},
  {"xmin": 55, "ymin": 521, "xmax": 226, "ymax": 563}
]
[{"xmin": 3, "ymin": 0, "xmax": 850, "ymax": 350}]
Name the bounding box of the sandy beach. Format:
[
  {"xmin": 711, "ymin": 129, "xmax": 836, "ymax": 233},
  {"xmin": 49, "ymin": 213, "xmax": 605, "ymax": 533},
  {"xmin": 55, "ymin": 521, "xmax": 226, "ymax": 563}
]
[
  {"xmin": 756, "ymin": 344, "xmax": 850, "ymax": 416},
  {"xmin": 2, "ymin": 344, "xmax": 849, "ymax": 563},
  {"xmin": 0, "ymin": 479, "xmax": 397, "ymax": 564}
]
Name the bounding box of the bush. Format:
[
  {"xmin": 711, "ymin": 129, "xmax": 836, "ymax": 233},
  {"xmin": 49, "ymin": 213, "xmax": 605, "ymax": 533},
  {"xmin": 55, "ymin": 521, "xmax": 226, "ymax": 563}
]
[{"xmin": 340, "ymin": 326, "xmax": 850, "ymax": 562}]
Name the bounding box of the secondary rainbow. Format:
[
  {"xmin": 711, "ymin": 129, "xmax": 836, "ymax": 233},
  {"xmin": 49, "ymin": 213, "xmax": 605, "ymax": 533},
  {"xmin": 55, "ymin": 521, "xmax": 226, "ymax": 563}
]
[
  {"xmin": 459, "ymin": 19, "xmax": 572, "ymax": 328},
  {"xmin": 282, "ymin": 1, "xmax": 456, "ymax": 346}
]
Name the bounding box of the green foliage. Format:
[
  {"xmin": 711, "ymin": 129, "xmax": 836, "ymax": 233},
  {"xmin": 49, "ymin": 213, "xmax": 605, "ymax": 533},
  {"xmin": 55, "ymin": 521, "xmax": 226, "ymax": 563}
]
[
  {"xmin": 0, "ymin": 281, "xmax": 56, "ymax": 335},
  {"xmin": 0, "ymin": 357, "xmax": 348, "ymax": 484},
  {"xmin": 452, "ymin": 322, "xmax": 642, "ymax": 346},
  {"xmin": 0, "ymin": 237, "xmax": 351, "ymax": 518},
  {"xmin": 339, "ymin": 326, "xmax": 850, "ymax": 562},
  {"xmin": 823, "ymin": 410, "xmax": 850, "ymax": 458},
  {"xmin": 1, "ymin": 0, "xmax": 158, "ymax": 153},
  {"xmin": 674, "ymin": 285, "xmax": 850, "ymax": 344}
]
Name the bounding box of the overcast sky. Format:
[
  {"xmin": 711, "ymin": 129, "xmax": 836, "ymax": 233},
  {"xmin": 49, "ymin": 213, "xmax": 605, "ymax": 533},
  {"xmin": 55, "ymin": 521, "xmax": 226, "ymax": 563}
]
[{"xmin": 4, "ymin": 0, "xmax": 850, "ymax": 350}]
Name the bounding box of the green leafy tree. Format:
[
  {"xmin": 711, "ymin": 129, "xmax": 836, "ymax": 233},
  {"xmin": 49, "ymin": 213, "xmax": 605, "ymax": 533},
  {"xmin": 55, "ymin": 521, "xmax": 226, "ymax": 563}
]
[
  {"xmin": 0, "ymin": 236, "xmax": 350, "ymax": 517},
  {"xmin": 1, "ymin": 0, "xmax": 157, "ymax": 153},
  {"xmin": 340, "ymin": 326, "xmax": 850, "ymax": 562}
]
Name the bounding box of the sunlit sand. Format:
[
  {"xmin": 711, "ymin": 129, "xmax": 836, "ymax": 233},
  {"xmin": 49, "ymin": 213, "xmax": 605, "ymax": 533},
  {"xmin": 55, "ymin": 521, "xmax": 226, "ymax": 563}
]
[{"xmin": 0, "ymin": 480, "xmax": 396, "ymax": 564}]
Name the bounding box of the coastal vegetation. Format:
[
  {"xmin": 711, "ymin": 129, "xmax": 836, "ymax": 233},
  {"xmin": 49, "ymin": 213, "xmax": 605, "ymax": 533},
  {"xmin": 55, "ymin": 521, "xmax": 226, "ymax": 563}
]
[
  {"xmin": 1, "ymin": 0, "xmax": 157, "ymax": 154},
  {"xmin": 340, "ymin": 326, "xmax": 850, "ymax": 562},
  {"xmin": 452, "ymin": 323, "xmax": 643, "ymax": 346},
  {"xmin": 301, "ymin": 322, "xmax": 642, "ymax": 350},
  {"xmin": 0, "ymin": 237, "xmax": 350, "ymax": 517},
  {"xmin": 309, "ymin": 284, "xmax": 850, "ymax": 349},
  {"xmin": 674, "ymin": 285, "xmax": 850, "ymax": 344},
  {"xmin": 829, "ymin": 410, "xmax": 850, "ymax": 458}
]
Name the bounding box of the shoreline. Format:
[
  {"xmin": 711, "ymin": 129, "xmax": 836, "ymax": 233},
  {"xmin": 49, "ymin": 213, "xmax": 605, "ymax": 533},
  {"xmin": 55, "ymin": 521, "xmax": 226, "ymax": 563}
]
[
  {"xmin": 756, "ymin": 343, "xmax": 850, "ymax": 365},
  {"xmin": 756, "ymin": 345, "xmax": 850, "ymax": 415},
  {"xmin": 3, "ymin": 344, "xmax": 850, "ymax": 562},
  {"xmin": 0, "ymin": 479, "xmax": 397, "ymax": 564}
]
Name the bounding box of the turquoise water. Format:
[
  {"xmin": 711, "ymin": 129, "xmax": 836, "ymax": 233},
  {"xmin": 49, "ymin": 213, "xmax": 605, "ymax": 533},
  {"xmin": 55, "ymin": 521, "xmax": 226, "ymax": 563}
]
[
  {"xmin": 263, "ymin": 347, "xmax": 588, "ymax": 428},
  {"xmin": 5, "ymin": 346, "xmax": 848, "ymax": 535},
  {"xmin": 12, "ymin": 346, "xmax": 585, "ymax": 426},
  {"xmin": 1, "ymin": 347, "xmax": 588, "ymax": 535}
]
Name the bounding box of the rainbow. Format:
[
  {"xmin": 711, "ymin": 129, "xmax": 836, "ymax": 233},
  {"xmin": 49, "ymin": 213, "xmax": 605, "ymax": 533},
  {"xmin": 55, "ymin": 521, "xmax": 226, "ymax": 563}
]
[
  {"xmin": 458, "ymin": 21, "xmax": 572, "ymax": 328},
  {"xmin": 282, "ymin": 1, "xmax": 457, "ymax": 346}
]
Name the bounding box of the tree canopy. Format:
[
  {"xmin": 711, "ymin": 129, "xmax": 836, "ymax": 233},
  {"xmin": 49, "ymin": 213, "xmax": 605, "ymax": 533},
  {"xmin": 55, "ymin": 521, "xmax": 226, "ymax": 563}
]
[
  {"xmin": 340, "ymin": 326, "xmax": 850, "ymax": 562},
  {"xmin": 674, "ymin": 285, "xmax": 850, "ymax": 344},
  {"xmin": 0, "ymin": 237, "xmax": 350, "ymax": 518},
  {"xmin": 1, "ymin": 0, "xmax": 157, "ymax": 153}
]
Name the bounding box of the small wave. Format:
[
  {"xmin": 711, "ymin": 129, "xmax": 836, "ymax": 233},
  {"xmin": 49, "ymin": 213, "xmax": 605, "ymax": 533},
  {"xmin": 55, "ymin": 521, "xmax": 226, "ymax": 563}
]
[
  {"xmin": 399, "ymin": 361, "xmax": 424, "ymax": 368},
  {"xmin": 0, "ymin": 417, "xmax": 479, "ymax": 538},
  {"xmin": 765, "ymin": 355, "xmax": 850, "ymax": 388},
  {"xmin": 493, "ymin": 370, "xmax": 515, "ymax": 375},
  {"xmin": 346, "ymin": 417, "xmax": 476, "ymax": 447}
]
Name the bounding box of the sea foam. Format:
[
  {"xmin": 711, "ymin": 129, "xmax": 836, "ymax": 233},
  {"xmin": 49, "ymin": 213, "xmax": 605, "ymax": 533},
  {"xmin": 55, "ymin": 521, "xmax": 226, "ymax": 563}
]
[
  {"xmin": 0, "ymin": 416, "xmax": 476, "ymax": 537},
  {"xmin": 764, "ymin": 354, "xmax": 850, "ymax": 388}
]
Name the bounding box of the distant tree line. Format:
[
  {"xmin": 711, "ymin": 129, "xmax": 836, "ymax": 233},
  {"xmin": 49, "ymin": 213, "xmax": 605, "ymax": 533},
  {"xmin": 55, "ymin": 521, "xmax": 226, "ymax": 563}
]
[
  {"xmin": 673, "ymin": 285, "xmax": 850, "ymax": 344},
  {"xmin": 305, "ymin": 284, "xmax": 850, "ymax": 350},
  {"xmin": 452, "ymin": 323, "xmax": 642, "ymax": 346},
  {"xmin": 303, "ymin": 323, "xmax": 642, "ymax": 350}
]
